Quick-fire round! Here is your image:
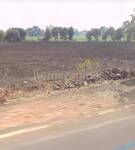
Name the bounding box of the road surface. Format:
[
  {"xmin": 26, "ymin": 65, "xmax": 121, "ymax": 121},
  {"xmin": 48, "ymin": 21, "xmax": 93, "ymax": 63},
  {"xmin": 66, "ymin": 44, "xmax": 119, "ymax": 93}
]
[{"xmin": 1, "ymin": 110, "xmax": 135, "ymax": 150}]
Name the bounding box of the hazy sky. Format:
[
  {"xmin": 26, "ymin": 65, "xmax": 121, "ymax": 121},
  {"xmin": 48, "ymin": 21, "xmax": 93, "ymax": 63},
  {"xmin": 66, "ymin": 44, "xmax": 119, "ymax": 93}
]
[{"xmin": 0, "ymin": 0, "xmax": 135, "ymax": 30}]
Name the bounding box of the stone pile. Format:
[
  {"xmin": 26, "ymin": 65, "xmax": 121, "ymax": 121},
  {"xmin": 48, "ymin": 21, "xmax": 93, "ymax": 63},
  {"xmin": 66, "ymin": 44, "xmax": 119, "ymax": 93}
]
[
  {"xmin": 53, "ymin": 68, "xmax": 135, "ymax": 91},
  {"xmin": 100, "ymin": 68, "xmax": 128, "ymax": 80}
]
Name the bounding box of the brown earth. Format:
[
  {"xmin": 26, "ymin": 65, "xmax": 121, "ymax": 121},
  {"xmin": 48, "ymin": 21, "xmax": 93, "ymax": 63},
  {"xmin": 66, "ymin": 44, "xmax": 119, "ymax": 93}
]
[{"xmin": 0, "ymin": 41, "xmax": 135, "ymax": 84}]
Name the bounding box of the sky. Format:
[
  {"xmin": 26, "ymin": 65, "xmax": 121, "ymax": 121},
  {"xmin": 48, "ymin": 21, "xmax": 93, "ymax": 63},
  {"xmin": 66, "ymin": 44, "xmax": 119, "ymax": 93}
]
[{"xmin": 0, "ymin": 0, "xmax": 135, "ymax": 30}]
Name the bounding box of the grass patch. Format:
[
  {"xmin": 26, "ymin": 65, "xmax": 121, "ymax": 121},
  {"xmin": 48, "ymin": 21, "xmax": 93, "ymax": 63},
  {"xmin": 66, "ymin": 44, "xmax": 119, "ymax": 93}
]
[
  {"xmin": 25, "ymin": 36, "xmax": 44, "ymax": 42},
  {"xmin": 74, "ymin": 34, "xmax": 87, "ymax": 41}
]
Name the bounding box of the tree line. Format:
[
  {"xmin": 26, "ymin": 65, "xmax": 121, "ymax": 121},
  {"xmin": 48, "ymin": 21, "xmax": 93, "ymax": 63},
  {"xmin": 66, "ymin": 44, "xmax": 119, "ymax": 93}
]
[
  {"xmin": 86, "ymin": 10, "xmax": 135, "ymax": 42},
  {"xmin": 0, "ymin": 10, "xmax": 135, "ymax": 42},
  {"xmin": 44, "ymin": 26, "xmax": 74, "ymax": 41},
  {"xmin": 86, "ymin": 27, "xmax": 122, "ymax": 41},
  {"xmin": 0, "ymin": 26, "xmax": 74, "ymax": 42},
  {"xmin": 0, "ymin": 28, "xmax": 26, "ymax": 42}
]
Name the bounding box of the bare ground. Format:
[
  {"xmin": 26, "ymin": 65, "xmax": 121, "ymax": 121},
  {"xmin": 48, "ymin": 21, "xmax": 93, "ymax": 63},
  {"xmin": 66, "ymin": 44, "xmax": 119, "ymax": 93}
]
[
  {"xmin": 1, "ymin": 78, "xmax": 135, "ymax": 131},
  {"xmin": 0, "ymin": 41, "xmax": 135, "ymax": 83}
]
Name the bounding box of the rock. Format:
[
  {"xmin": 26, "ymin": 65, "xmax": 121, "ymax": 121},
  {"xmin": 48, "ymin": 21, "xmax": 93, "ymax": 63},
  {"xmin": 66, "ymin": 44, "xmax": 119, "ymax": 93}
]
[
  {"xmin": 82, "ymin": 81, "xmax": 88, "ymax": 86},
  {"xmin": 53, "ymin": 85, "xmax": 61, "ymax": 90},
  {"xmin": 101, "ymin": 68, "xmax": 129, "ymax": 80},
  {"xmin": 85, "ymin": 75, "xmax": 98, "ymax": 83}
]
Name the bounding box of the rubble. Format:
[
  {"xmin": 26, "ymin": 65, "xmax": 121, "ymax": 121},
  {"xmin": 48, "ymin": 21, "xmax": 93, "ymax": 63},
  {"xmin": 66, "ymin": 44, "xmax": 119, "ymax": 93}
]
[
  {"xmin": 0, "ymin": 89, "xmax": 9, "ymax": 104},
  {"xmin": 1, "ymin": 67, "xmax": 135, "ymax": 104},
  {"xmin": 52, "ymin": 68, "xmax": 133, "ymax": 91},
  {"xmin": 100, "ymin": 68, "xmax": 128, "ymax": 80},
  {"xmin": 85, "ymin": 75, "xmax": 99, "ymax": 83}
]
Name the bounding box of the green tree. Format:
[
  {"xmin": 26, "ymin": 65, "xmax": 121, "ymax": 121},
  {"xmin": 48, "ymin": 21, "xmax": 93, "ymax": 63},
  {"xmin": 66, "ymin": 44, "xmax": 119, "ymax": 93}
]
[
  {"xmin": 62, "ymin": 28, "xmax": 69, "ymax": 40},
  {"xmin": 102, "ymin": 33, "xmax": 108, "ymax": 41},
  {"xmin": 91, "ymin": 28, "xmax": 100, "ymax": 41},
  {"xmin": 58, "ymin": 27, "xmax": 63, "ymax": 39},
  {"xmin": 100, "ymin": 26, "xmax": 108, "ymax": 41},
  {"xmin": 44, "ymin": 27, "xmax": 51, "ymax": 41},
  {"xmin": 0, "ymin": 30, "xmax": 4, "ymax": 42},
  {"xmin": 127, "ymin": 24, "xmax": 135, "ymax": 41},
  {"xmin": 52, "ymin": 27, "xmax": 59, "ymax": 40},
  {"xmin": 26, "ymin": 26, "xmax": 44, "ymax": 37},
  {"xmin": 86, "ymin": 31, "xmax": 93, "ymax": 41},
  {"xmin": 59, "ymin": 27, "xmax": 68, "ymax": 40},
  {"xmin": 68, "ymin": 27, "xmax": 74, "ymax": 40},
  {"xmin": 107, "ymin": 27, "xmax": 115, "ymax": 41},
  {"xmin": 125, "ymin": 9, "xmax": 135, "ymax": 41},
  {"xmin": 14, "ymin": 28, "xmax": 26, "ymax": 41},
  {"xmin": 5, "ymin": 28, "xmax": 21, "ymax": 42},
  {"xmin": 114, "ymin": 28, "xmax": 123, "ymax": 41}
]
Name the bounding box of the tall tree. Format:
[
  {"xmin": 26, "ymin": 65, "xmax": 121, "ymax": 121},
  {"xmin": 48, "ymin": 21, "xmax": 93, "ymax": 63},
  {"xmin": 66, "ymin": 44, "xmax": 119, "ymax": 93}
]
[
  {"xmin": 86, "ymin": 31, "xmax": 93, "ymax": 41},
  {"xmin": 44, "ymin": 27, "xmax": 51, "ymax": 41},
  {"xmin": 52, "ymin": 27, "xmax": 59, "ymax": 40},
  {"xmin": 127, "ymin": 24, "xmax": 135, "ymax": 41},
  {"xmin": 58, "ymin": 27, "xmax": 63, "ymax": 40},
  {"xmin": 107, "ymin": 27, "xmax": 115, "ymax": 41},
  {"xmin": 14, "ymin": 28, "xmax": 26, "ymax": 41},
  {"xmin": 59, "ymin": 27, "xmax": 68, "ymax": 40},
  {"xmin": 126, "ymin": 9, "xmax": 135, "ymax": 41},
  {"xmin": 0, "ymin": 30, "xmax": 4, "ymax": 42},
  {"xmin": 114, "ymin": 28, "xmax": 123, "ymax": 41},
  {"xmin": 68, "ymin": 27, "xmax": 74, "ymax": 40},
  {"xmin": 5, "ymin": 28, "xmax": 21, "ymax": 42},
  {"xmin": 26, "ymin": 26, "xmax": 44, "ymax": 37},
  {"xmin": 91, "ymin": 28, "xmax": 100, "ymax": 41},
  {"xmin": 100, "ymin": 26, "xmax": 108, "ymax": 41}
]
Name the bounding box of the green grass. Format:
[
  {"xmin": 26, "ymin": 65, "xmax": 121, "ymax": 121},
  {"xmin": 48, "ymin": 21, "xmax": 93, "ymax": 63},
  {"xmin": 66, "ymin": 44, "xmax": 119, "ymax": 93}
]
[
  {"xmin": 74, "ymin": 34, "xmax": 87, "ymax": 41},
  {"xmin": 25, "ymin": 35, "xmax": 88, "ymax": 42},
  {"xmin": 25, "ymin": 36, "xmax": 44, "ymax": 42}
]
